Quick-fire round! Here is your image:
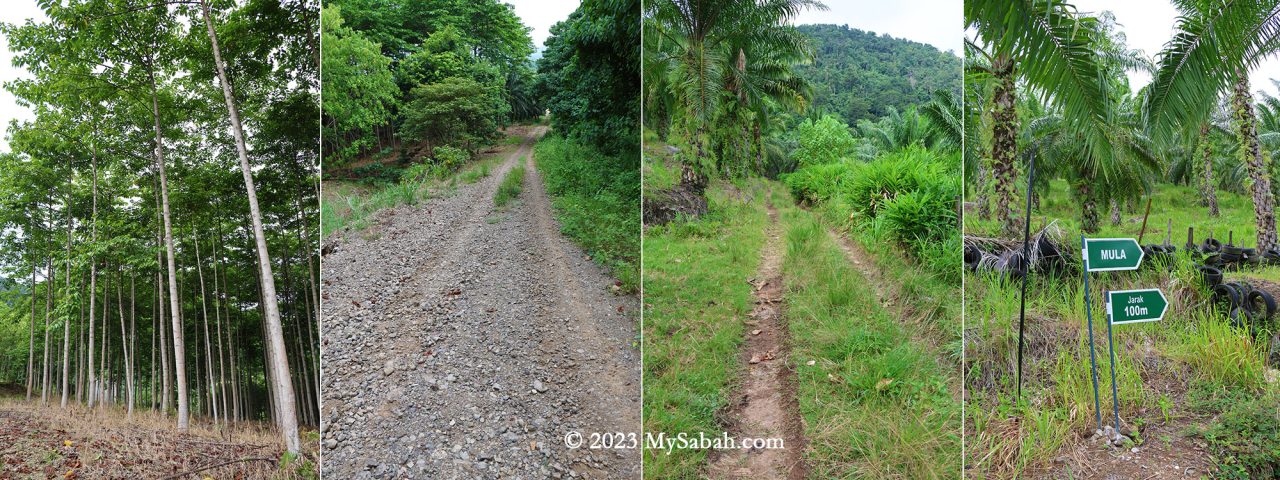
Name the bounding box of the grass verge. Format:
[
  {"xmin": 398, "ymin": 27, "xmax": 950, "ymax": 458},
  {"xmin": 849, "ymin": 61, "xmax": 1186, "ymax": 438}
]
[
  {"xmin": 782, "ymin": 199, "xmax": 960, "ymax": 478},
  {"xmin": 642, "ymin": 178, "xmax": 770, "ymax": 478},
  {"xmin": 534, "ymin": 135, "xmax": 641, "ymax": 291}
]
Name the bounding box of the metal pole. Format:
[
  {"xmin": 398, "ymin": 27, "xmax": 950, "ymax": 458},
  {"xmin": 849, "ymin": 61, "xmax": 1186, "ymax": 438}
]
[
  {"xmin": 1017, "ymin": 153, "xmax": 1036, "ymax": 400},
  {"xmin": 1138, "ymin": 197, "xmax": 1152, "ymax": 244},
  {"xmin": 1082, "ymin": 235, "xmax": 1103, "ymax": 429},
  {"xmin": 1105, "ymin": 290, "xmax": 1122, "ymax": 434}
]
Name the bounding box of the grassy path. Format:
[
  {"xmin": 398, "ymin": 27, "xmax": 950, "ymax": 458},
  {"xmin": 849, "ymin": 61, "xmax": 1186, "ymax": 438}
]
[
  {"xmin": 643, "ymin": 172, "xmax": 960, "ymax": 478},
  {"xmin": 707, "ymin": 190, "xmax": 808, "ymax": 479},
  {"xmin": 781, "ymin": 207, "xmax": 959, "ymax": 478}
]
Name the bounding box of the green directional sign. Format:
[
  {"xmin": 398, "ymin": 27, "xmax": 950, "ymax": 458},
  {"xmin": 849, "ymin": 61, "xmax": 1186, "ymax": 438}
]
[
  {"xmin": 1107, "ymin": 288, "xmax": 1168, "ymax": 324},
  {"xmin": 1083, "ymin": 238, "xmax": 1144, "ymax": 271}
]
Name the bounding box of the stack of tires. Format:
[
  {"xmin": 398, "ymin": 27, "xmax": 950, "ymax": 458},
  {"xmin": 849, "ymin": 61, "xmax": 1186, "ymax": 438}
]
[
  {"xmin": 1192, "ymin": 237, "xmax": 1280, "ymax": 270},
  {"xmin": 1140, "ymin": 244, "xmax": 1177, "ymax": 268},
  {"xmin": 1201, "ymin": 273, "xmax": 1277, "ymax": 326}
]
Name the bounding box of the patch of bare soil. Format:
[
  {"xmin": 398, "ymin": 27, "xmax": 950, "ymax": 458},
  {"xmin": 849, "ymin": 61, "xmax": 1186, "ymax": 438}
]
[
  {"xmin": 707, "ymin": 195, "xmax": 807, "ymax": 480},
  {"xmin": 0, "ymin": 399, "xmax": 309, "ymax": 479},
  {"xmin": 642, "ymin": 164, "xmax": 708, "ymax": 226},
  {"xmin": 1027, "ymin": 371, "xmax": 1212, "ymax": 480}
]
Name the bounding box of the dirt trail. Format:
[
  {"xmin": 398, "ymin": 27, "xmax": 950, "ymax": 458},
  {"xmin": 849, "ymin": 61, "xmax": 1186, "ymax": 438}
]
[
  {"xmin": 320, "ymin": 127, "xmax": 641, "ymax": 479},
  {"xmin": 708, "ymin": 194, "xmax": 807, "ymax": 480},
  {"xmin": 824, "ymin": 226, "xmax": 903, "ymax": 317}
]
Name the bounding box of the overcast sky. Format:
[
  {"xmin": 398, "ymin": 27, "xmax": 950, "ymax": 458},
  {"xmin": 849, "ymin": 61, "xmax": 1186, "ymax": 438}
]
[
  {"xmin": 507, "ymin": 0, "xmax": 579, "ymax": 51},
  {"xmin": 1072, "ymin": 0, "xmax": 1280, "ymax": 97},
  {"xmin": 792, "ymin": 0, "xmax": 962, "ymax": 54},
  {"xmin": 8, "ymin": 0, "xmax": 1280, "ymax": 154},
  {"xmin": 0, "ymin": 1, "xmax": 46, "ymax": 153}
]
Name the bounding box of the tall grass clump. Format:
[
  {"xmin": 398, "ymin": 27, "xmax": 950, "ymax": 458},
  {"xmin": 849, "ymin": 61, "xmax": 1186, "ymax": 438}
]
[
  {"xmin": 783, "ymin": 145, "xmax": 960, "ymax": 280},
  {"xmin": 535, "ymin": 135, "xmax": 641, "ymax": 291},
  {"xmin": 494, "ymin": 164, "xmax": 526, "ymax": 207}
]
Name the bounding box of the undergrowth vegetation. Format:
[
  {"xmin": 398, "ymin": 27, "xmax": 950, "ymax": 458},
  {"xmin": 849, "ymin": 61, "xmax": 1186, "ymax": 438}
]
[
  {"xmin": 494, "ymin": 164, "xmax": 526, "ymax": 207},
  {"xmin": 320, "ymin": 144, "xmax": 509, "ymax": 236},
  {"xmin": 964, "ymin": 234, "xmax": 1280, "ymax": 477},
  {"xmin": 784, "ymin": 145, "xmax": 962, "ymax": 280},
  {"xmin": 641, "ymin": 178, "xmax": 770, "ymax": 477},
  {"xmin": 535, "ymin": 135, "xmax": 641, "ymax": 291}
]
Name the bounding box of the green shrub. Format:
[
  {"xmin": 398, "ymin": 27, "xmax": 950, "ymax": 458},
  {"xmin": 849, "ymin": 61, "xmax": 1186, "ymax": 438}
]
[
  {"xmin": 876, "ymin": 188, "xmax": 956, "ymax": 245},
  {"xmin": 785, "ymin": 145, "xmax": 958, "ymax": 277},
  {"xmin": 433, "ymin": 145, "xmax": 470, "ymax": 171},
  {"xmin": 844, "ymin": 146, "xmax": 955, "ymax": 220},
  {"xmin": 792, "ymin": 114, "xmax": 858, "ymax": 166},
  {"xmin": 535, "ymin": 135, "xmax": 640, "ymax": 291},
  {"xmin": 401, "ymin": 162, "xmax": 444, "ymax": 184},
  {"xmin": 352, "ymin": 163, "xmax": 403, "ymax": 185},
  {"xmin": 781, "ymin": 162, "xmax": 854, "ymax": 204}
]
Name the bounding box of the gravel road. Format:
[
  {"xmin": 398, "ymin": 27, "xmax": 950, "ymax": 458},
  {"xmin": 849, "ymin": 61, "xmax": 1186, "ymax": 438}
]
[{"xmin": 320, "ymin": 127, "xmax": 641, "ymax": 479}]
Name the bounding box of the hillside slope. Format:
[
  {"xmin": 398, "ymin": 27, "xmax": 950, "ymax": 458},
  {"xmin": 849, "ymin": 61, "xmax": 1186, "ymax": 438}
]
[{"xmin": 796, "ymin": 24, "xmax": 960, "ymax": 124}]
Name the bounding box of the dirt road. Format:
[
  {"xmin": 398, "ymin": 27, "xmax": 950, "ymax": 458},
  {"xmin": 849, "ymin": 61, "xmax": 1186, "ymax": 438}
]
[
  {"xmin": 708, "ymin": 195, "xmax": 807, "ymax": 479},
  {"xmin": 320, "ymin": 127, "xmax": 641, "ymax": 479}
]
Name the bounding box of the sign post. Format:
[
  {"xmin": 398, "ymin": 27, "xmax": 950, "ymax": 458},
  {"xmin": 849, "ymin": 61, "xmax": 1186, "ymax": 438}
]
[
  {"xmin": 1081, "ymin": 237, "xmax": 1143, "ymax": 433},
  {"xmin": 1103, "ymin": 288, "xmax": 1168, "ymax": 432},
  {"xmin": 1106, "ymin": 289, "xmax": 1169, "ymax": 325}
]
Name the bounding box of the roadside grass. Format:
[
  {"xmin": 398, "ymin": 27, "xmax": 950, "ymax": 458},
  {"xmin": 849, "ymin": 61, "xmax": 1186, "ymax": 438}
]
[
  {"xmin": 534, "ymin": 135, "xmax": 641, "ymax": 292},
  {"xmin": 320, "ymin": 139, "xmax": 519, "ymax": 237},
  {"xmin": 494, "ymin": 163, "xmax": 526, "ymax": 207},
  {"xmin": 642, "ymin": 178, "xmax": 770, "ymax": 478},
  {"xmin": 964, "ymin": 223, "xmax": 1279, "ymax": 477},
  {"xmin": 781, "ymin": 203, "xmax": 960, "ymax": 478},
  {"xmin": 459, "ymin": 161, "xmax": 492, "ymax": 184},
  {"xmin": 1186, "ymin": 384, "xmax": 1280, "ymax": 478},
  {"xmin": 966, "ymin": 180, "xmax": 1257, "ymax": 244}
]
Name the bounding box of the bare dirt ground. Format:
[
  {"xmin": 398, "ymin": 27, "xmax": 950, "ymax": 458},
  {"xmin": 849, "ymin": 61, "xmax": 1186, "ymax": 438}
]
[
  {"xmin": 320, "ymin": 127, "xmax": 641, "ymax": 479},
  {"xmin": 707, "ymin": 195, "xmax": 807, "ymax": 480},
  {"xmin": 1024, "ymin": 357, "xmax": 1213, "ymax": 479},
  {"xmin": 0, "ymin": 398, "xmax": 309, "ymax": 479}
]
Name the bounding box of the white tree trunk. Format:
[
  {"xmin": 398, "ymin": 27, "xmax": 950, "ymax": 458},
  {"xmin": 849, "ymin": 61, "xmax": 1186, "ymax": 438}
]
[
  {"xmin": 41, "ymin": 257, "xmax": 51, "ymax": 405},
  {"xmin": 150, "ymin": 74, "xmax": 189, "ymax": 431},
  {"xmin": 195, "ymin": 235, "xmax": 217, "ymax": 425},
  {"xmin": 26, "ymin": 221, "xmax": 36, "ymax": 401},
  {"xmin": 199, "ymin": 0, "xmax": 300, "ymax": 453},
  {"xmin": 118, "ymin": 272, "xmax": 134, "ymax": 418},
  {"xmin": 64, "ymin": 154, "xmax": 78, "ymax": 409}
]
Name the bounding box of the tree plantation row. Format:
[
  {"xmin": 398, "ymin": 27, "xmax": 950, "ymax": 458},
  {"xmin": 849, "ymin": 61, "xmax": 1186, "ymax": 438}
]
[{"xmin": 0, "ymin": 0, "xmax": 319, "ymax": 456}]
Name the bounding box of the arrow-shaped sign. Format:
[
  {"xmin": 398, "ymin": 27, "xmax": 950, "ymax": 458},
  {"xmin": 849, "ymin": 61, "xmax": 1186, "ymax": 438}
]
[
  {"xmin": 1107, "ymin": 288, "xmax": 1168, "ymax": 324},
  {"xmin": 1084, "ymin": 238, "xmax": 1144, "ymax": 272}
]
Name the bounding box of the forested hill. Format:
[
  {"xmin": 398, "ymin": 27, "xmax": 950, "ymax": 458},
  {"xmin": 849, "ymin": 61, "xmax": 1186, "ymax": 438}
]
[{"xmin": 796, "ymin": 24, "xmax": 960, "ymax": 125}]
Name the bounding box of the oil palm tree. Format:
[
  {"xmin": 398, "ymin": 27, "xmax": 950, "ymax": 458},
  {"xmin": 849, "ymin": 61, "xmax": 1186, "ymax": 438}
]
[
  {"xmin": 1146, "ymin": 0, "xmax": 1280, "ymax": 250},
  {"xmin": 1024, "ymin": 95, "xmax": 1161, "ymax": 233},
  {"xmin": 644, "ymin": 0, "xmax": 823, "ymax": 186},
  {"xmin": 965, "ymin": 0, "xmax": 1115, "ymax": 237}
]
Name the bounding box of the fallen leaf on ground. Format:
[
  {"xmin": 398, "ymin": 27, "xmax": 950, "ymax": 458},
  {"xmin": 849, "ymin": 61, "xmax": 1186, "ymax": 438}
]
[
  {"xmin": 876, "ymin": 378, "xmax": 894, "ymax": 391},
  {"xmin": 751, "ymin": 329, "xmax": 762, "ymax": 336}
]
